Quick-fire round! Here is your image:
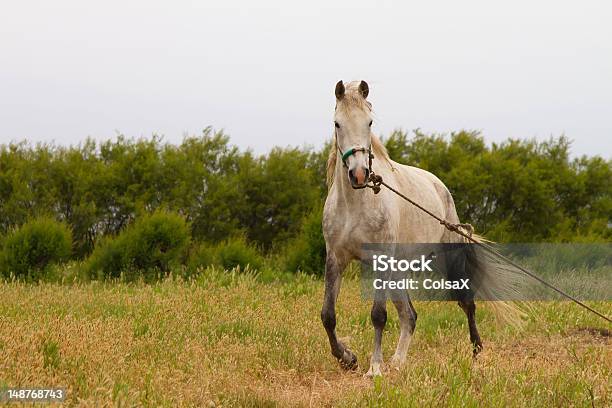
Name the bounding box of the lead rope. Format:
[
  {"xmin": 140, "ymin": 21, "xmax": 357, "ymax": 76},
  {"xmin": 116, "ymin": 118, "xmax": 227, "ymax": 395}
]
[{"xmin": 366, "ymin": 172, "xmax": 612, "ymax": 324}]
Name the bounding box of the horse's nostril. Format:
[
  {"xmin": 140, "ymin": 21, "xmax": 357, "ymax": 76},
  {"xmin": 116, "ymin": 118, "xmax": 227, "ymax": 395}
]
[{"xmin": 348, "ymin": 168, "xmax": 368, "ymax": 186}]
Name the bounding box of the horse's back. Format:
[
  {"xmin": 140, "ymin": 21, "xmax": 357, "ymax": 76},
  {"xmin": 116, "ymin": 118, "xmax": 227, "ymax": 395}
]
[
  {"xmin": 392, "ymin": 162, "xmax": 455, "ymax": 210},
  {"xmin": 386, "ymin": 161, "xmax": 461, "ymax": 241}
]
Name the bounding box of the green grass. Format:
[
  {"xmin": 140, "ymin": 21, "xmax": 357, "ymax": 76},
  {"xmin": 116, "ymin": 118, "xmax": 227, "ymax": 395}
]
[{"xmin": 0, "ymin": 270, "xmax": 610, "ymax": 407}]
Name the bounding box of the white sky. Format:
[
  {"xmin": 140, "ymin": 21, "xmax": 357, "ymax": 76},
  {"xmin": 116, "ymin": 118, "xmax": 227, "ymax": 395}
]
[{"xmin": 1, "ymin": 0, "xmax": 611, "ymax": 157}]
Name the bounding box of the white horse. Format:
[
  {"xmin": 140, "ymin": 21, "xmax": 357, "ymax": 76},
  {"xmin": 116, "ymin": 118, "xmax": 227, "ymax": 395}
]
[{"xmin": 321, "ymin": 80, "xmax": 514, "ymax": 377}]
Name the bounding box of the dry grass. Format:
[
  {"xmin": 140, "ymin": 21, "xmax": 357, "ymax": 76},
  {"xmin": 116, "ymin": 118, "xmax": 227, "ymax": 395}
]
[{"xmin": 0, "ymin": 272, "xmax": 610, "ymax": 407}]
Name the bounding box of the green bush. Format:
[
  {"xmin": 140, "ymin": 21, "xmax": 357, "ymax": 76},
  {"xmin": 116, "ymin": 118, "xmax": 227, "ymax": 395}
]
[
  {"xmin": 215, "ymin": 236, "xmax": 264, "ymax": 271},
  {"xmin": 85, "ymin": 236, "xmax": 125, "ymax": 279},
  {"xmin": 85, "ymin": 211, "xmax": 190, "ymax": 279},
  {"xmin": 125, "ymin": 211, "xmax": 191, "ymax": 271},
  {"xmin": 282, "ymin": 206, "xmax": 326, "ymax": 275},
  {"xmin": 0, "ymin": 217, "xmax": 72, "ymax": 279},
  {"xmin": 187, "ymin": 243, "xmax": 216, "ymax": 273}
]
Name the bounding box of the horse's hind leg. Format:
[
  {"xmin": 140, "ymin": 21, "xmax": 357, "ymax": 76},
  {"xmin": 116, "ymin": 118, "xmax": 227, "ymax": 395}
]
[
  {"xmin": 458, "ymin": 300, "xmax": 483, "ymax": 356},
  {"xmin": 321, "ymin": 254, "xmax": 357, "ymax": 370},
  {"xmin": 390, "ymin": 294, "xmax": 417, "ymax": 369},
  {"xmin": 365, "ymin": 295, "xmax": 387, "ymax": 377}
]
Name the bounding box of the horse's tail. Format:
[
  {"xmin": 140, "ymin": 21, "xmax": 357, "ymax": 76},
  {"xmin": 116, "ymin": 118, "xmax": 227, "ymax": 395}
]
[{"xmin": 463, "ymin": 231, "xmax": 525, "ymax": 327}]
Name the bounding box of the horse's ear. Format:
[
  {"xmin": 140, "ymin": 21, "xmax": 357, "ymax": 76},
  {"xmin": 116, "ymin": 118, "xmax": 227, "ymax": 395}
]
[
  {"xmin": 359, "ymin": 80, "xmax": 369, "ymax": 99},
  {"xmin": 335, "ymin": 80, "xmax": 345, "ymax": 99}
]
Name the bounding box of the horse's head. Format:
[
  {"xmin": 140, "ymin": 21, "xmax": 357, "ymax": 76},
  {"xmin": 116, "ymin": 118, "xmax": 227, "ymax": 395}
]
[{"xmin": 334, "ymin": 80, "xmax": 373, "ymax": 189}]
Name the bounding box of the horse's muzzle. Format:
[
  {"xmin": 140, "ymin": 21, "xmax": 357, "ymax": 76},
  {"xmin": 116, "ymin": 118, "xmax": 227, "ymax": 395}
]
[{"xmin": 349, "ymin": 167, "xmax": 370, "ymax": 189}]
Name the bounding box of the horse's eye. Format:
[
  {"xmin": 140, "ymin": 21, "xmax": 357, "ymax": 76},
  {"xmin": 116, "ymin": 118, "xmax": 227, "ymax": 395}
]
[
  {"xmin": 334, "ymin": 121, "xmax": 340, "ymax": 129},
  {"xmin": 369, "ymin": 120, "xmax": 373, "ymax": 127}
]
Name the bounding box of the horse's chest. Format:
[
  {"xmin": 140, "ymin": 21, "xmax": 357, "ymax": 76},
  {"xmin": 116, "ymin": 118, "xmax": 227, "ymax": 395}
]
[
  {"xmin": 325, "ymin": 205, "xmax": 392, "ymax": 246},
  {"xmin": 356, "ymin": 208, "xmax": 389, "ymax": 235}
]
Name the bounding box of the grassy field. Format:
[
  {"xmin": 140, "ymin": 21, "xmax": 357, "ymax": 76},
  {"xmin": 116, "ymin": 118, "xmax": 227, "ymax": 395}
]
[{"xmin": 0, "ymin": 270, "xmax": 610, "ymax": 407}]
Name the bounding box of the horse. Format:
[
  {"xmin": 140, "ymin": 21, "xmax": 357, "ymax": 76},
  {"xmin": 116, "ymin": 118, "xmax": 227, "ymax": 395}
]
[{"xmin": 321, "ymin": 80, "xmax": 517, "ymax": 377}]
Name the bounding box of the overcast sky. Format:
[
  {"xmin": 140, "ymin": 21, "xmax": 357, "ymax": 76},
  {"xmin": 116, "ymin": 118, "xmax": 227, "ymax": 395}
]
[{"xmin": 1, "ymin": 0, "xmax": 610, "ymax": 157}]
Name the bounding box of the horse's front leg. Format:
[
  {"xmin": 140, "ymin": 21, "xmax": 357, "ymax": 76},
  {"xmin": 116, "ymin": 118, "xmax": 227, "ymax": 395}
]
[
  {"xmin": 365, "ymin": 292, "xmax": 387, "ymax": 377},
  {"xmin": 321, "ymin": 253, "xmax": 357, "ymax": 370},
  {"xmin": 390, "ymin": 293, "xmax": 417, "ymax": 368}
]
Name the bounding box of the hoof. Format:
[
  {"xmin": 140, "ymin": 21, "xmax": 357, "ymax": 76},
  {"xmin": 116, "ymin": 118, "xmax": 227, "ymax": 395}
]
[
  {"xmin": 339, "ymin": 349, "xmax": 358, "ymax": 370},
  {"xmin": 472, "ymin": 342, "xmax": 483, "ymax": 358},
  {"xmin": 364, "ymin": 364, "xmax": 383, "ymax": 378},
  {"xmin": 389, "ymin": 356, "xmax": 405, "ymax": 370}
]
